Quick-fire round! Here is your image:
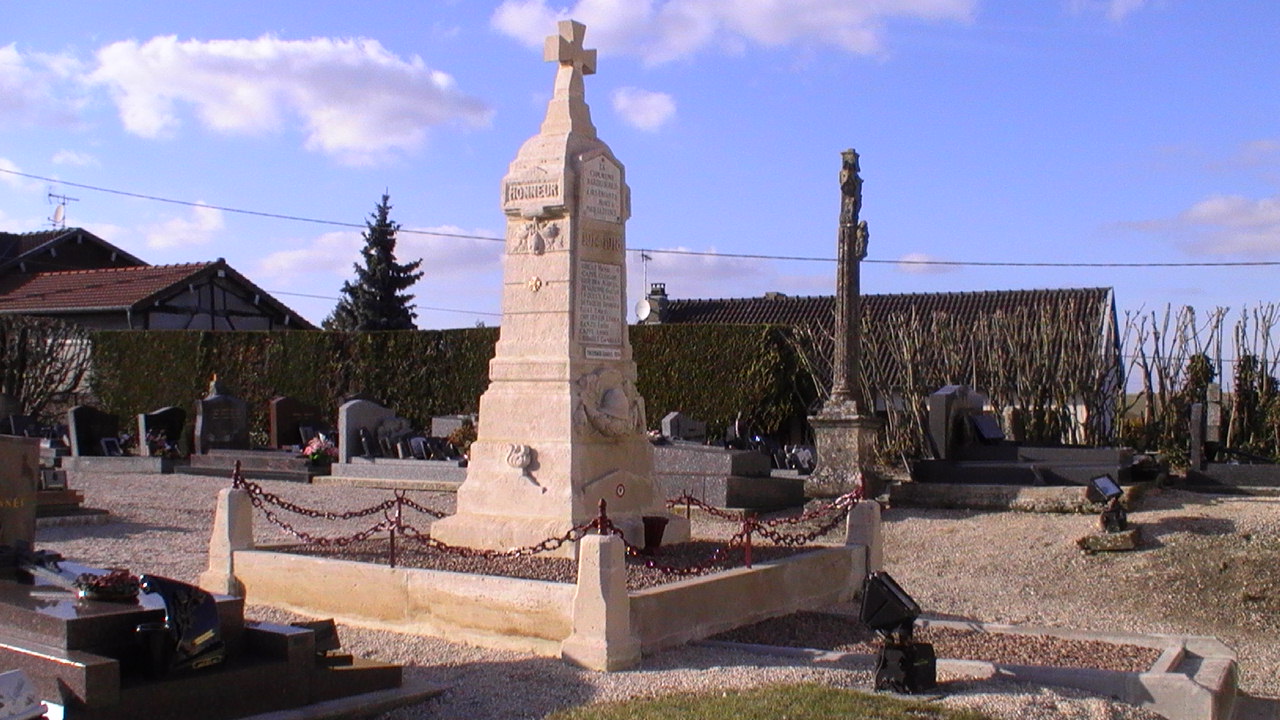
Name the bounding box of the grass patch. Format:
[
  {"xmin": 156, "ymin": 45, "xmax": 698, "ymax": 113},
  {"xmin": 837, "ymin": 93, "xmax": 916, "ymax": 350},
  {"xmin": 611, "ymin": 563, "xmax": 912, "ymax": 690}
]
[{"xmin": 544, "ymin": 683, "xmax": 993, "ymax": 720}]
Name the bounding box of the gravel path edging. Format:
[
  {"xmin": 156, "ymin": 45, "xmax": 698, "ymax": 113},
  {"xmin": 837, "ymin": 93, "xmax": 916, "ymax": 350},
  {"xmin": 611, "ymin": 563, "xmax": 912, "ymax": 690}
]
[{"xmin": 701, "ymin": 618, "xmax": 1240, "ymax": 720}]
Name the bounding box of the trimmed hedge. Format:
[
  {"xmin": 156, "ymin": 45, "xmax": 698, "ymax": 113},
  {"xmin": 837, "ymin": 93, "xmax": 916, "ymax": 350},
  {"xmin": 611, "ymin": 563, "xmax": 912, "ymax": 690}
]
[{"xmin": 89, "ymin": 325, "xmax": 809, "ymax": 442}]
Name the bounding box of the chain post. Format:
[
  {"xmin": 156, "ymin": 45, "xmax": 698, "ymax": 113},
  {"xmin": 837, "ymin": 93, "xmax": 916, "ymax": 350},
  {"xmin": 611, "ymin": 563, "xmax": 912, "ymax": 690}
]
[
  {"xmin": 597, "ymin": 498, "xmax": 609, "ymax": 535},
  {"xmin": 684, "ymin": 489, "xmax": 691, "ymax": 520},
  {"xmin": 743, "ymin": 511, "xmax": 755, "ymax": 568},
  {"xmin": 388, "ymin": 523, "xmax": 397, "ymax": 568}
]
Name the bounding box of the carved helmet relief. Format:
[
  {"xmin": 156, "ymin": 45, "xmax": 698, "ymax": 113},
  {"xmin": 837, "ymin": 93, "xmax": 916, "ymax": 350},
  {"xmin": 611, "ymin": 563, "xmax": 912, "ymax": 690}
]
[{"xmin": 574, "ymin": 367, "xmax": 642, "ymax": 438}]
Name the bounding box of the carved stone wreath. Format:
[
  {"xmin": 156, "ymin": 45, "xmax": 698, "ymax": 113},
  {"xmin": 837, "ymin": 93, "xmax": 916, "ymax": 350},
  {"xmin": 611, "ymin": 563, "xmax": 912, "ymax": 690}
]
[
  {"xmin": 510, "ymin": 218, "xmax": 564, "ymax": 256},
  {"xmin": 574, "ymin": 368, "xmax": 643, "ymax": 438}
]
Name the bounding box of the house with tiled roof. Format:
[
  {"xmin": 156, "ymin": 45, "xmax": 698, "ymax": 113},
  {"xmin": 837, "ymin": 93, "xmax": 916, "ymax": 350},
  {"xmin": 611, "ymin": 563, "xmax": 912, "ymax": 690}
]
[
  {"xmin": 0, "ymin": 228, "xmax": 314, "ymax": 330},
  {"xmin": 641, "ymin": 283, "xmax": 1117, "ymax": 336},
  {"xmin": 640, "ymin": 283, "xmax": 1122, "ymax": 446}
]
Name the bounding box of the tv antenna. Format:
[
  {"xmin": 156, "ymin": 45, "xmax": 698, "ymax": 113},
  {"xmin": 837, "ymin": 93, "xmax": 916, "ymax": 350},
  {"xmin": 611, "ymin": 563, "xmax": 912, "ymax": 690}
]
[{"xmin": 48, "ymin": 191, "xmax": 80, "ymax": 230}]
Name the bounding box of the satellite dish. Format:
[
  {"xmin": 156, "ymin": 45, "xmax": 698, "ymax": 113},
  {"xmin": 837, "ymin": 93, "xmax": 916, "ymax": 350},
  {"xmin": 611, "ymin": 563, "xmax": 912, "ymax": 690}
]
[
  {"xmin": 52, "ymin": 205, "xmax": 65, "ymax": 225},
  {"xmin": 634, "ymin": 299, "xmax": 651, "ymax": 321}
]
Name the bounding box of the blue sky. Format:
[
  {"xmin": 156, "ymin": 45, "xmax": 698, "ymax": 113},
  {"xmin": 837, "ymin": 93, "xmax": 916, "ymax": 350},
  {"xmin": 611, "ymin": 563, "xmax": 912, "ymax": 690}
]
[{"xmin": 2, "ymin": 1, "xmax": 1277, "ymax": 329}]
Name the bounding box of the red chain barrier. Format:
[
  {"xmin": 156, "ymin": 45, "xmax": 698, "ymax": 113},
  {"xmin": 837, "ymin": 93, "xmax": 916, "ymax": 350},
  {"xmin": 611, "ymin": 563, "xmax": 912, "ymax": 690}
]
[{"xmin": 228, "ymin": 463, "xmax": 865, "ymax": 574}]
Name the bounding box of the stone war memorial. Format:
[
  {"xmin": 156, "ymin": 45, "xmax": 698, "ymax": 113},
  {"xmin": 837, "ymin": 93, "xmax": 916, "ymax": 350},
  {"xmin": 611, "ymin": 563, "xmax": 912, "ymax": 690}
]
[
  {"xmin": 430, "ymin": 20, "xmax": 690, "ymax": 556},
  {"xmin": 214, "ymin": 21, "xmax": 872, "ymax": 676}
]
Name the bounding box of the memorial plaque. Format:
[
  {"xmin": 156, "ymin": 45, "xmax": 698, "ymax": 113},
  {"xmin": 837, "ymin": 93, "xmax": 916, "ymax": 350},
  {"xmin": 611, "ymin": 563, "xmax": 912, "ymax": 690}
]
[
  {"xmin": 502, "ymin": 170, "xmax": 565, "ymax": 217},
  {"xmin": 0, "ymin": 435, "xmax": 39, "ymax": 548},
  {"xmin": 577, "ymin": 261, "xmax": 623, "ymax": 346},
  {"xmin": 580, "ymin": 155, "xmax": 622, "ymax": 223}
]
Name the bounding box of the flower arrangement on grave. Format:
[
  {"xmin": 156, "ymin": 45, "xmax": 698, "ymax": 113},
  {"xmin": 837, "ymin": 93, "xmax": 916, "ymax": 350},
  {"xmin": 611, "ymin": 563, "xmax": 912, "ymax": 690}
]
[
  {"xmin": 302, "ymin": 434, "xmax": 339, "ymax": 465},
  {"xmin": 145, "ymin": 430, "xmax": 180, "ymax": 459},
  {"xmin": 447, "ymin": 421, "xmax": 477, "ymax": 459},
  {"xmin": 74, "ymin": 568, "xmax": 140, "ymax": 603}
]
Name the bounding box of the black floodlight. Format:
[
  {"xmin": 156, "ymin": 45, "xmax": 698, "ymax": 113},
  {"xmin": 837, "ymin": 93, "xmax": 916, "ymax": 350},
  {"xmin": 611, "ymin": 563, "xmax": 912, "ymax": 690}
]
[
  {"xmin": 860, "ymin": 571, "xmax": 936, "ymax": 694},
  {"xmin": 1090, "ymin": 474, "xmax": 1128, "ymax": 533},
  {"xmin": 860, "ymin": 571, "xmax": 920, "ymax": 639},
  {"xmin": 1090, "ymin": 474, "xmax": 1124, "ymax": 502}
]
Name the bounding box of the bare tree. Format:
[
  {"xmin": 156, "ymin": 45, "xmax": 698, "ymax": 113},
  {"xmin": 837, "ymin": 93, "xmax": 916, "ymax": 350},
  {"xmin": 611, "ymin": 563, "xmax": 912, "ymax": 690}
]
[{"xmin": 0, "ymin": 315, "xmax": 92, "ymax": 418}]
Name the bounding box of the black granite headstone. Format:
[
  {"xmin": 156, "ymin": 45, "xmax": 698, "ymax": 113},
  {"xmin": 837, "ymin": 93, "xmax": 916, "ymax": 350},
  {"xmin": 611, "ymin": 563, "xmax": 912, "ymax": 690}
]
[
  {"xmin": 268, "ymin": 396, "xmax": 327, "ymax": 448},
  {"xmin": 194, "ymin": 377, "xmax": 250, "ymax": 454},
  {"xmin": 66, "ymin": 405, "xmax": 120, "ymax": 457},
  {"xmin": 137, "ymin": 406, "xmax": 186, "ymax": 457}
]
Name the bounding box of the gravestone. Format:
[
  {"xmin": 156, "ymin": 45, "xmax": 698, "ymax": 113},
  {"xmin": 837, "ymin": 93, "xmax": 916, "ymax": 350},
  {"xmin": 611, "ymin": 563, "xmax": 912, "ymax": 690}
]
[
  {"xmin": 268, "ymin": 396, "xmax": 327, "ymax": 449},
  {"xmin": 431, "ymin": 415, "xmax": 474, "ymax": 439},
  {"xmin": 0, "ymin": 435, "xmax": 39, "ymax": 550},
  {"xmin": 431, "ymin": 21, "xmax": 688, "ymax": 555},
  {"xmin": 661, "ymin": 411, "xmax": 706, "ymax": 442},
  {"xmin": 0, "ymin": 415, "xmax": 39, "ymax": 437},
  {"xmin": 137, "ymin": 406, "xmax": 186, "ymax": 457},
  {"xmin": 336, "ymin": 399, "xmax": 397, "ymax": 462},
  {"xmin": 194, "ymin": 376, "xmax": 250, "ymax": 454},
  {"xmin": 926, "ymin": 385, "xmax": 987, "ymax": 460},
  {"xmin": 66, "ymin": 405, "xmax": 120, "ymax": 457}
]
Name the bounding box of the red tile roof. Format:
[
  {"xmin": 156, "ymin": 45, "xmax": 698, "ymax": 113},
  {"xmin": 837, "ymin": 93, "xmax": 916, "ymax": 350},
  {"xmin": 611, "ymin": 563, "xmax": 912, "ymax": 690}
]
[
  {"xmin": 0, "ymin": 263, "xmax": 216, "ymax": 312},
  {"xmin": 663, "ymin": 287, "xmax": 1115, "ymax": 331},
  {"xmin": 0, "ymin": 228, "xmax": 146, "ymax": 272}
]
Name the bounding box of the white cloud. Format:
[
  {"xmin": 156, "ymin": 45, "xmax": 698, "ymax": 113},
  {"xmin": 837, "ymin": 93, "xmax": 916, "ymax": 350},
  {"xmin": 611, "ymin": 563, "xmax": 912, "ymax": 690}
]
[
  {"xmin": 144, "ymin": 204, "xmax": 226, "ymax": 249},
  {"xmin": 0, "ymin": 157, "xmax": 44, "ymax": 194},
  {"xmin": 895, "ymin": 252, "xmax": 956, "ymax": 274},
  {"xmin": 0, "ymin": 44, "xmax": 85, "ymax": 127},
  {"xmin": 256, "ymin": 226, "xmax": 502, "ymax": 286},
  {"xmin": 256, "ymin": 231, "xmax": 363, "ymax": 280},
  {"xmin": 0, "ymin": 157, "xmax": 26, "ymax": 188},
  {"xmin": 399, "ymin": 226, "xmax": 503, "ymax": 276},
  {"xmin": 630, "ymin": 246, "xmax": 765, "ymax": 301},
  {"xmin": 1234, "ymin": 139, "xmax": 1280, "ymax": 170},
  {"xmin": 1180, "ymin": 195, "xmax": 1280, "ymax": 256},
  {"xmin": 612, "ymin": 87, "xmax": 675, "ymax": 131},
  {"xmin": 1067, "ymin": 0, "xmax": 1151, "ymax": 22},
  {"xmin": 493, "ymin": 0, "xmax": 975, "ymax": 64},
  {"xmin": 88, "ymin": 35, "xmax": 493, "ymax": 165},
  {"xmin": 51, "ymin": 149, "xmax": 98, "ymax": 166},
  {"xmin": 1124, "ymin": 194, "xmax": 1280, "ymax": 257}
]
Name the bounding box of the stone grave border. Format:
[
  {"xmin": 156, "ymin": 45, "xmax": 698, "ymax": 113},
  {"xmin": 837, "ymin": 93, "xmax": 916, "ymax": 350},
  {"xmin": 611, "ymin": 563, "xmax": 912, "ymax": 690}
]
[
  {"xmin": 201, "ymin": 468, "xmax": 879, "ymax": 671},
  {"xmin": 704, "ymin": 615, "xmax": 1239, "ymax": 720}
]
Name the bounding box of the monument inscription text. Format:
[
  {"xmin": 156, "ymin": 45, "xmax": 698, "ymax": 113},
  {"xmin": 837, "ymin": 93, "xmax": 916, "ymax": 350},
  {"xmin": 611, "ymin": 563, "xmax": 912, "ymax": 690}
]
[
  {"xmin": 581, "ymin": 156, "xmax": 622, "ymax": 224},
  {"xmin": 577, "ymin": 261, "xmax": 622, "ymax": 346}
]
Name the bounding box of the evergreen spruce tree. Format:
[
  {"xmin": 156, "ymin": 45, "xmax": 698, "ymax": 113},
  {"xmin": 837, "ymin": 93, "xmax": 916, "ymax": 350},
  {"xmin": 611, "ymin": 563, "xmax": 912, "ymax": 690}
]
[{"xmin": 324, "ymin": 193, "xmax": 424, "ymax": 331}]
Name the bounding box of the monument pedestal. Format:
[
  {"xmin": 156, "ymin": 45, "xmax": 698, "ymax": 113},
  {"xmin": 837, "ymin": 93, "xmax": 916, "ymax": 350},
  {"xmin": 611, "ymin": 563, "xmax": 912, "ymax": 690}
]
[{"xmin": 806, "ymin": 405, "xmax": 883, "ymax": 498}]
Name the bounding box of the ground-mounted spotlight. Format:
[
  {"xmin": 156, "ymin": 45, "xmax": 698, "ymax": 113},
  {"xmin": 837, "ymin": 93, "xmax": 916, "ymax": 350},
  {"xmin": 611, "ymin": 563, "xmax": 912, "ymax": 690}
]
[
  {"xmin": 860, "ymin": 571, "xmax": 936, "ymax": 694},
  {"xmin": 1090, "ymin": 474, "xmax": 1127, "ymax": 533}
]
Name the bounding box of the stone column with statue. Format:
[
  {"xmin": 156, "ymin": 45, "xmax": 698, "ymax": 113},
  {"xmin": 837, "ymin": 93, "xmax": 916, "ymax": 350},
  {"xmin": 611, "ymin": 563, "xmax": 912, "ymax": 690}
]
[{"xmin": 806, "ymin": 149, "xmax": 885, "ymax": 498}]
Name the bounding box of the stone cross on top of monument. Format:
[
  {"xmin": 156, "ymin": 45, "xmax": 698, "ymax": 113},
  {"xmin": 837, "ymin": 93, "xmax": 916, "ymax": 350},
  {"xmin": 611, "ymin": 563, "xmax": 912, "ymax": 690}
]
[{"xmin": 542, "ymin": 20, "xmax": 597, "ymax": 138}]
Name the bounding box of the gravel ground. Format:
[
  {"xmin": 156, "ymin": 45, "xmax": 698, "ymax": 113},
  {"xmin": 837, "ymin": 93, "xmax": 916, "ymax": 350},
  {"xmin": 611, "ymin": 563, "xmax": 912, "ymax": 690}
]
[
  {"xmin": 711, "ymin": 612, "xmax": 1162, "ymax": 672},
  {"xmin": 34, "ymin": 470, "xmax": 1280, "ymax": 719}
]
